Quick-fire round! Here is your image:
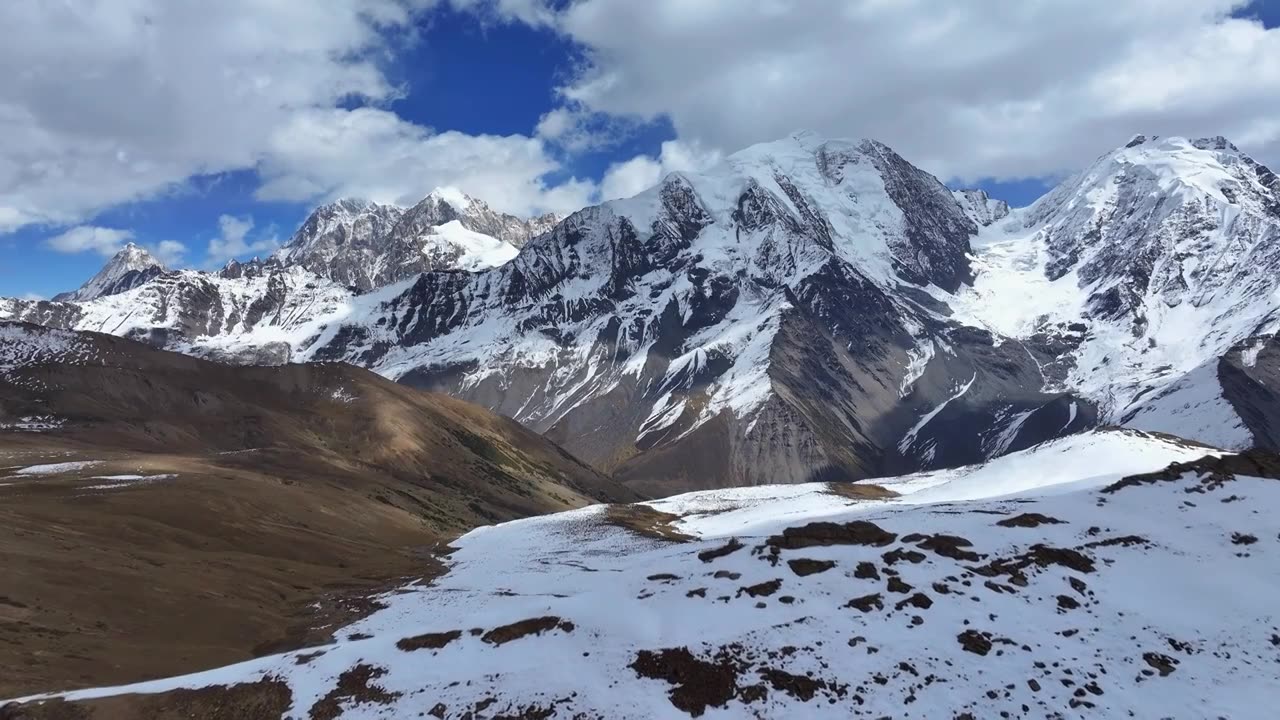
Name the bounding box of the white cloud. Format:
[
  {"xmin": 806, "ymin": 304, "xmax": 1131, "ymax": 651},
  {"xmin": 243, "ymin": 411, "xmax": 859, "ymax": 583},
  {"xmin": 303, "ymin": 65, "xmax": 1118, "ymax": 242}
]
[
  {"xmin": 257, "ymin": 107, "xmax": 596, "ymax": 216},
  {"xmin": 45, "ymin": 226, "xmax": 136, "ymax": 257},
  {"xmin": 601, "ymin": 140, "xmax": 722, "ymax": 200},
  {"xmin": 20, "ymin": 292, "xmax": 45, "ymax": 302},
  {"xmin": 153, "ymin": 240, "xmax": 188, "ymax": 267},
  {"xmin": 496, "ymin": 0, "xmax": 1280, "ymax": 182},
  {"xmin": 43, "ymin": 225, "xmax": 188, "ymax": 268},
  {"xmin": 0, "ymin": 0, "xmax": 589, "ymax": 235},
  {"xmin": 206, "ymin": 215, "xmax": 277, "ymax": 266}
]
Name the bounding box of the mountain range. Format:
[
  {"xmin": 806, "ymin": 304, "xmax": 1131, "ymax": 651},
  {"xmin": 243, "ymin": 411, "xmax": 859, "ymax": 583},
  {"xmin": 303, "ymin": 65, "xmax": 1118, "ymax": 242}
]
[
  {"xmin": 5, "ymin": 130, "xmax": 1280, "ymax": 718},
  {"xmin": 6, "ymin": 131, "xmax": 1279, "ymax": 496}
]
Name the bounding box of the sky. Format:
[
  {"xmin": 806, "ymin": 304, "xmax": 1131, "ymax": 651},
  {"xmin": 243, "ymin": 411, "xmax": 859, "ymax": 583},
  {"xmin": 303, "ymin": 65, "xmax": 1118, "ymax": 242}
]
[{"xmin": 2, "ymin": 0, "xmax": 1280, "ymax": 299}]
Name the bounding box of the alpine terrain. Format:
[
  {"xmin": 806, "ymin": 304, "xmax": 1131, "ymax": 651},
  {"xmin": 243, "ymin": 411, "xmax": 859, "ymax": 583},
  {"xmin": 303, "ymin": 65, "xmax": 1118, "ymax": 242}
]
[
  {"xmin": 4, "ymin": 131, "xmax": 1280, "ymax": 719},
  {"xmin": 5, "ymin": 132, "xmax": 1280, "ymax": 494}
]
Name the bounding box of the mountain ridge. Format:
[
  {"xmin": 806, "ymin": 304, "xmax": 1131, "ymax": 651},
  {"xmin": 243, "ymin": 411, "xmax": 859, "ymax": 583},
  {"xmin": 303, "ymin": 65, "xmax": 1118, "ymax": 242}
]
[{"xmin": 6, "ymin": 132, "xmax": 1280, "ymax": 494}]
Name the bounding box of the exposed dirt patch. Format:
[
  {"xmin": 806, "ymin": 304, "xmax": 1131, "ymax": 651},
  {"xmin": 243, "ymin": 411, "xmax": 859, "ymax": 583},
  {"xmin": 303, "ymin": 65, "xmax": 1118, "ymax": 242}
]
[
  {"xmin": 1, "ymin": 678, "xmax": 292, "ymax": 720},
  {"xmin": 853, "ymin": 561, "xmax": 880, "ymax": 580},
  {"xmin": 1104, "ymin": 451, "xmax": 1280, "ymax": 494},
  {"xmin": 957, "ymin": 630, "xmax": 993, "ymax": 656},
  {"xmin": 630, "ymin": 647, "xmax": 746, "ymax": 717},
  {"xmin": 996, "ymin": 513, "xmax": 1065, "ymax": 528},
  {"xmin": 786, "ymin": 558, "xmax": 836, "ymax": 577},
  {"xmin": 895, "ymin": 592, "xmax": 933, "ymax": 610},
  {"xmin": 738, "ymin": 579, "xmax": 783, "ymax": 598},
  {"xmin": 1142, "ymin": 652, "xmax": 1179, "ymax": 677},
  {"xmin": 757, "ymin": 668, "xmax": 828, "ymax": 701},
  {"xmin": 973, "ymin": 544, "xmax": 1095, "ymax": 585},
  {"xmin": 605, "ymin": 504, "xmax": 693, "ymax": 543},
  {"xmin": 912, "ymin": 534, "xmax": 982, "ymax": 562},
  {"xmin": 1081, "ymin": 535, "xmax": 1149, "ymax": 549},
  {"xmin": 882, "ymin": 547, "xmax": 927, "ymax": 565},
  {"xmin": 481, "ymin": 616, "xmax": 575, "ymax": 646},
  {"xmin": 309, "ymin": 664, "xmax": 400, "ymax": 720},
  {"xmin": 766, "ymin": 520, "xmax": 896, "ymax": 551},
  {"xmin": 698, "ymin": 538, "xmax": 744, "ymax": 563},
  {"xmin": 396, "ymin": 629, "xmax": 463, "ymax": 651},
  {"xmin": 824, "ymin": 482, "xmax": 898, "ymax": 501},
  {"xmin": 846, "ymin": 593, "xmax": 884, "ymax": 612}
]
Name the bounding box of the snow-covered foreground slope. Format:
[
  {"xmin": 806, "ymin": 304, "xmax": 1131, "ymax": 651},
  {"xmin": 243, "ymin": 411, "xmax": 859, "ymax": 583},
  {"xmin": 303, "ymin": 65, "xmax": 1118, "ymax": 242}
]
[{"xmin": 10, "ymin": 430, "xmax": 1278, "ymax": 718}]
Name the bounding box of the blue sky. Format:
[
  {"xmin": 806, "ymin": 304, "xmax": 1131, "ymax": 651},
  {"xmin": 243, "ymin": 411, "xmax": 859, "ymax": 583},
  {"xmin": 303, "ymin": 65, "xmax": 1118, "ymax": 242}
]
[{"xmin": 2, "ymin": 1, "xmax": 1278, "ymax": 298}]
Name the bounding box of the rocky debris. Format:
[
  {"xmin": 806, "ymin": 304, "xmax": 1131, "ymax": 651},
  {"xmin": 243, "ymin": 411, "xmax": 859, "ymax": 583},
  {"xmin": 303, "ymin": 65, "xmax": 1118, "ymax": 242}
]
[
  {"xmin": 481, "ymin": 617, "xmax": 574, "ymax": 646},
  {"xmin": 882, "ymin": 547, "xmax": 927, "ymax": 565},
  {"xmin": 1104, "ymin": 451, "xmax": 1280, "ymax": 494},
  {"xmin": 853, "ymin": 562, "xmax": 881, "ymax": 580},
  {"xmin": 895, "ymin": 593, "xmax": 933, "ymax": 611},
  {"xmin": 628, "ymin": 647, "xmax": 749, "ymax": 717},
  {"xmin": 698, "ymin": 538, "xmax": 745, "ymax": 563},
  {"xmin": 972, "ymin": 544, "xmax": 1095, "ymax": 588},
  {"xmin": 786, "ymin": 558, "xmax": 836, "ymax": 576},
  {"xmin": 847, "ymin": 594, "xmax": 885, "ymax": 612},
  {"xmin": 309, "ymin": 665, "xmax": 400, "ymax": 720},
  {"xmin": 396, "ymin": 630, "xmax": 462, "ymax": 651},
  {"xmin": 957, "ymin": 630, "xmax": 993, "ymax": 656},
  {"xmin": 1142, "ymin": 652, "xmax": 1180, "ymax": 677},
  {"xmin": 738, "ymin": 580, "xmax": 783, "ymax": 598},
  {"xmin": 766, "ymin": 520, "xmax": 897, "ymax": 550},
  {"xmin": 996, "ymin": 513, "xmax": 1066, "ymax": 528}
]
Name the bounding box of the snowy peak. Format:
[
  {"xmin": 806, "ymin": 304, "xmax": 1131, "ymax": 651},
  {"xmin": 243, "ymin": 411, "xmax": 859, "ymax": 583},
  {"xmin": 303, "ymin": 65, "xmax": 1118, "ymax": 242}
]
[
  {"xmin": 952, "ymin": 188, "xmax": 1011, "ymax": 227},
  {"xmin": 954, "ymin": 132, "xmax": 1280, "ymax": 441},
  {"xmin": 274, "ymin": 190, "xmax": 555, "ymax": 291},
  {"xmin": 53, "ymin": 242, "xmax": 165, "ymax": 302}
]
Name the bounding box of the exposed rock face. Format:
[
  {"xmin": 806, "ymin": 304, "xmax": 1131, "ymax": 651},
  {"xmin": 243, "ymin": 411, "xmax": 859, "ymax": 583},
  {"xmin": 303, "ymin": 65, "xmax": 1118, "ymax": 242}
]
[
  {"xmin": 952, "ymin": 189, "xmax": 1011, "ymax": 227},
  {"xmin": 273, "ymin": 191, "xmax": 557, "ymax": 291}
]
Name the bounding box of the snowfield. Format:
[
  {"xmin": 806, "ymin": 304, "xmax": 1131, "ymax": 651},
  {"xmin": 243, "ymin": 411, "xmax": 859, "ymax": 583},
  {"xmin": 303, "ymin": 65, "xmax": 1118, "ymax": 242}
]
[{"xmin": 8, "ymin": 430, "xmax": 1278, "ymax": 718}]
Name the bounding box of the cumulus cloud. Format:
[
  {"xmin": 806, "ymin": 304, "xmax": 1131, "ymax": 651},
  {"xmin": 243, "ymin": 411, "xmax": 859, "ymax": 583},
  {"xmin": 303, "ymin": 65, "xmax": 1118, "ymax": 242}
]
[
  {"xmin": 45, "ymin": 226, "xmax": 136, "ymax": 257},
  {"xmin": 153, "ymin": 240, "xmax": 188, "ymax": 267},
  {"xmin": 0, "ymin": 0, "xmax": 588, "ymax": 235},
  {"xmin": 44, "ymin": 225, "xmax": 189, "ymax": 267},
  {"xmin": 257, "ymin": 107, "xmax": 595, "ymax": 216},
  {"xmin": 489, "ymin": 0, "xmax": 1280, "ymax": 182},
  {"xmin": 206, "ymin": 215, "xmax": 278, "ymax": 267},
  {"xmin": 601, "ymin": 140, "xmax": 723, "ymax": 200}
]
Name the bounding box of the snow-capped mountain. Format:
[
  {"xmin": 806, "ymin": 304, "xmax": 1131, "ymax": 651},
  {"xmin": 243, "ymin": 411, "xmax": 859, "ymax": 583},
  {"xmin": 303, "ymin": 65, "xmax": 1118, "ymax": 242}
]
[
  {"xmin": 52, "ymin": 242, "xmax": 165, "ymax": 302},
  {"xmin": 5, "ymin": 131, "xmax": 1280, "ymax": 493},
  {"xmin": 274, "ymin": 189, "xmax": 558, "ymax": 290},
  {"xmin": 9, "ymin": 430, "xmax": 1277, "ymax": 718},
  {"xmin": 288, "ymin": 132, "xmax": 1089, "ymax": 493},
  {"xmin": 949, "ymin": 134, "xmax": 1280, "ymax": 451},
  {"xmin": 951, "ymin": 188, "xmax": 1010, "ymax": 227}
]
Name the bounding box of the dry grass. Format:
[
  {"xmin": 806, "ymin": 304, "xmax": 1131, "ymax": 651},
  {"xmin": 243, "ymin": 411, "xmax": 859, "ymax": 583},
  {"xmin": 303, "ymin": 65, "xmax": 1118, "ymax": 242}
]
[
  {"xmin": 603, "ymin": 504, "xmax": 694, "ymax": 543},
  {"xmin": 824, "ymin": 482, "xmax": 899, "ymax": 501}
]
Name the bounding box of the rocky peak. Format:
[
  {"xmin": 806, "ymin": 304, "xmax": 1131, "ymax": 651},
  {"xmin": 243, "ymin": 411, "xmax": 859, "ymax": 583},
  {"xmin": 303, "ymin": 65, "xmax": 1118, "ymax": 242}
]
[
  {"xmin": 952, "ymin": 188, "xmax": 1011, "ymax": 227},
  {"xmin": 53, "ymin": 242, "xmax": 166, "ymax": 302}
]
